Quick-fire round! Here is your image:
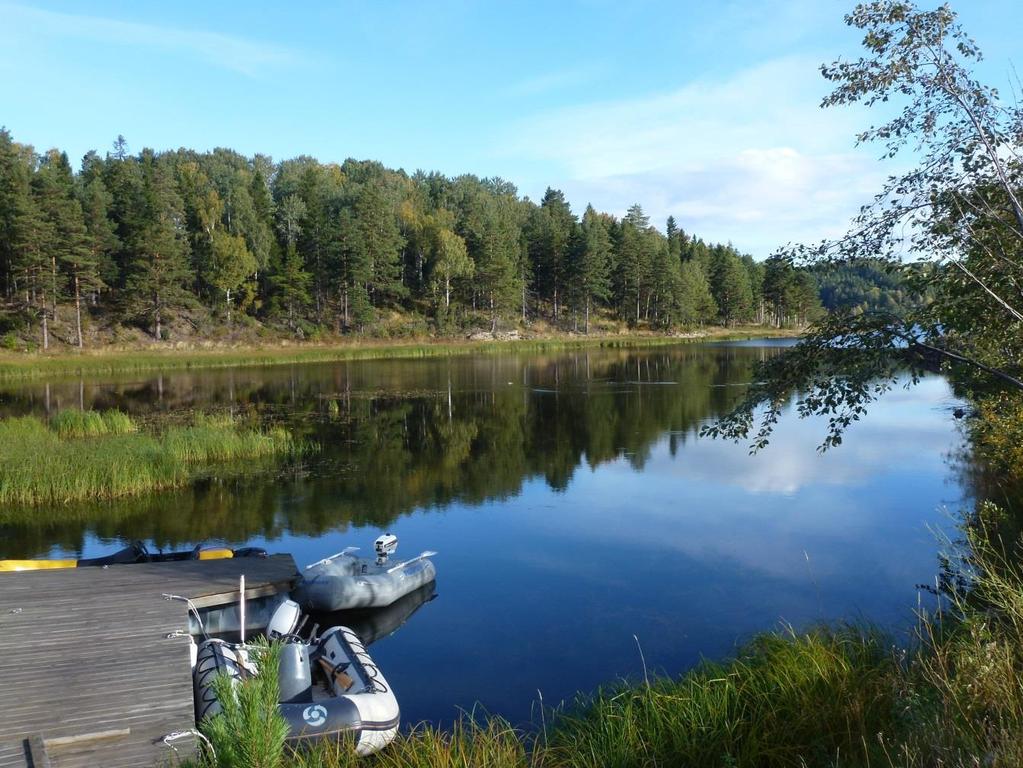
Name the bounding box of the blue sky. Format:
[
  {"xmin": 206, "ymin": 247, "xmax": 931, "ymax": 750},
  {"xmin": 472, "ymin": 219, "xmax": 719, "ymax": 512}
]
[{"xmin": 1, "ymin": 0, "xmax": 1020, "ymax": 256}]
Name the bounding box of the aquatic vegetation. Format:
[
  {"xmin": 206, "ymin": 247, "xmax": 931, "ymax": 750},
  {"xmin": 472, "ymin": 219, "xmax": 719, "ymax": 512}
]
[
  {"xmin": 51, "ymin": 408, "xmax": 137, "ymax": 438},
  {"xmin": 544, "ymin": 627, "xmax": 901, "ymax": 768},
  {"xmin": 0, "ymin": 410, "xmax": 307, "ymax": 505}
]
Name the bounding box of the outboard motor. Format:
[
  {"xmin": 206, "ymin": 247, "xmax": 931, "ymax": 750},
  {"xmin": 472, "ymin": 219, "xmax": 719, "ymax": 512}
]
[
  {"xmin": 375, "ymin": 534, "xmax": 398, "ymax": 565},
  {"xmin": 267, "ymin": 599, "xmax": 302, "ymax": 640},
  {"xmin": 278, "ymin": 642, "xmax": 313, "ymax": 703}
]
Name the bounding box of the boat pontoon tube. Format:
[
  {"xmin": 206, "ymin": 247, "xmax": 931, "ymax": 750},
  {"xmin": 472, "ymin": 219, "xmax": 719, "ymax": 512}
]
[{"xmin": 193, "ymin": 626, "xmax": 399, "ymax": 755}]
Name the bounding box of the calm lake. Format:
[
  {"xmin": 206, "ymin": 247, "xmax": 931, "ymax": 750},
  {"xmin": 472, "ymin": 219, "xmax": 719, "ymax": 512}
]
[{"xmin": 0, "ymin": 340, "xmax": 969, "ymax": 726}]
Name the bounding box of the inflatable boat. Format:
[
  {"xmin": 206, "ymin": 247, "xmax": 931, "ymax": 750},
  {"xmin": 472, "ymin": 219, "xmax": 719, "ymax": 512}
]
[
  {"xmin": 193, "ymin": 601, "xmax": 399, "ymax": 755},
  {"xmin": 315, "ymin": 580, "xmax": 436, "ymax": 646},
  {"xmin": 0, "ymin": 541, "xmax": 266, "ymax": 572},
  {"xmin": 293, "ymin": 535, "xmax": 436, "ymax": 612}
]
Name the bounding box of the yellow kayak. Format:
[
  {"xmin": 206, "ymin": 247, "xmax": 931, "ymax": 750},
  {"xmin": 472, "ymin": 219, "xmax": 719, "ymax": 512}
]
[{"xmin": 0, "ymin": 541, "xmax": 261, "ymax": 573}]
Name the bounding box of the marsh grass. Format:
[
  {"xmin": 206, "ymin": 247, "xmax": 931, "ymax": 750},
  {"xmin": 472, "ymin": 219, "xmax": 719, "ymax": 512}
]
[
  {"xmin": 0, "ymin": 410, "xmax": 306, "ymax": 505},
  {"xmin": 51, "ymin": 408, "xmax": 137, "ymax": 438}
]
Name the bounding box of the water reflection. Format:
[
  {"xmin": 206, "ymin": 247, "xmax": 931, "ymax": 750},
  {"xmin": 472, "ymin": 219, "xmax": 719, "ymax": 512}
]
[
  {"xmin": 0, "ymin": 344, "xmax": 969, "ymax": 725},
  {"xmin": 0, "ymin": 346, "xmax": 783, "ymax": 555}
]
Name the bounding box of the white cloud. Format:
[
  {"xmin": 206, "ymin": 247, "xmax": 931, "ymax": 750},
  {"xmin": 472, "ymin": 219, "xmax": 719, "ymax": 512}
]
[
  {"xmin": 1, "ymin": 3, "xmax": 301, "ymax": 76},
  {"xmin": 501, "ymin": 56, "xmax": 895, "ymax": 256}
]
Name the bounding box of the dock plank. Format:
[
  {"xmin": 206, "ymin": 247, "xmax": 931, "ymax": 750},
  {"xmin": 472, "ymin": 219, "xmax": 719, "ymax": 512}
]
[{"xmin": 0, "ymin": 555, "xmax": 298, "ymax": 768}]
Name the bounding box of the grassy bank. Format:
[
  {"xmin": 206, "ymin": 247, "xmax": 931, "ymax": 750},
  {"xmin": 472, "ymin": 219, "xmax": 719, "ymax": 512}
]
[
  {"xmin": 0, "ymin": 327, "xmax": 798, "ymax": 381},
  {"xmin": 192, "ymin": 514, "xmax": 1023, "ymax": 768},
  {"xmin": 0, "ymin": 411, "xmax": 307, "ymax": 505}
]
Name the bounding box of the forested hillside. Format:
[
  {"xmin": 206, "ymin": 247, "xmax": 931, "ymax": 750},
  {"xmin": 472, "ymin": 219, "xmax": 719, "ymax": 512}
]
[
  {"xmin": 0, "ymin": 129, "xmax": 831, "ymax": 349},
  {"xmin": 810, "ymin": 259, "xmax": 929, "ymax": 316}
]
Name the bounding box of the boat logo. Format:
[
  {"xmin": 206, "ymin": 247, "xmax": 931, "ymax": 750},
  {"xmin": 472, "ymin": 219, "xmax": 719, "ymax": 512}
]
[{"xmin": 303, "ymin": 705, "xmax": 328, "ymax": 727}]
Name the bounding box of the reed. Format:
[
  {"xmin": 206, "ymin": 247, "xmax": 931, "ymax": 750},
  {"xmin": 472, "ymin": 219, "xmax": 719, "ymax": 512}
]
[
  {"xmin": 0, "ymin": 411, "xmax": 306, "ymax": 506},
  {"xmin": 544, "ymin": 627, "xmax": 902, "ymax": 768},
  {"xmin": 51, "ymin": 408, "xmax": 137, "ymax": 438}
]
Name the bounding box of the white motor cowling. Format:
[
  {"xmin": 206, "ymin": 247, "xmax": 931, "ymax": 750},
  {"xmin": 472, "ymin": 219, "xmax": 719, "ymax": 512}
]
[
  {"xmin": 374, "ymin": 534, "xmax": 398, "ymax": 565},
  {"xmin": 267, "ymin": 599, "xmax": 302, "ymax": 640}
]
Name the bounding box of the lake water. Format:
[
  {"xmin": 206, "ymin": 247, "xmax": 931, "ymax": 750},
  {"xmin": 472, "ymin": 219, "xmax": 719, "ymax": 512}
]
[{"xmin": 0, "ymin": 341, "xmax": 970, "ymax": 726}]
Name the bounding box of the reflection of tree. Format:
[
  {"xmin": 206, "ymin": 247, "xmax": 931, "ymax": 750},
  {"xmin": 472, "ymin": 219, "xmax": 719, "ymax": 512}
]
[{"xmin": 0, "ymin": 347, "xmax": 775, "ymax": 558}]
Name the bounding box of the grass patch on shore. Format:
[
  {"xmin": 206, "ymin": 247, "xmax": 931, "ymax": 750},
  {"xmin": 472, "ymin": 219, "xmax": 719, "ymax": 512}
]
[
  {"xmin": 0, "ymin": 410, "xmax": 307, "ymax": 505},
  {"xmin": 0, "ymin": 328, "xmax": 797, "ymax": 381},
  {"xmin": 190, "ymin": 509, "xmax": 1023, "ymax": 768}
]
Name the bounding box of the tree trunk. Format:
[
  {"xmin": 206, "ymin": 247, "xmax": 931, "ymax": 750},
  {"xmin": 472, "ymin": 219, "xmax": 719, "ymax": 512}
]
[
  {"xmin": 50, "ymin": 255, "xmax": 58, "ymax": 323},
  {"xmin": 490, "ymin": 292, "xmax": 496, "ymax": 333},
  {"xmin": 585, "ymin": 297, "xmax": 590, "ymax": 334},
  {"xmin": 74, "ymin": 274, "xmax": 83, "ymax": 349},
  {"xmin": 154, "ymin": 303, "xmax": 162, "ymax": 341},
  {"xmin": 444, "ymin": 275, "xmax": 451, "ymax": 310},
  {"xmin": 41, "ymin": 310, "xmax": 49, "ymax": 351}
]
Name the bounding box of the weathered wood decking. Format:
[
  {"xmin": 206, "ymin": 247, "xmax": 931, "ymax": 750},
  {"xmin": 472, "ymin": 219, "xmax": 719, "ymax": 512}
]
[{"xmin": 0, "ymin": 555, "xmax": 298, "ymax": 768}]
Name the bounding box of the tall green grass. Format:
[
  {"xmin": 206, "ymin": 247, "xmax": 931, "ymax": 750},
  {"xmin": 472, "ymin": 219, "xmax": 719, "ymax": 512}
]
[
  {"xmin": 51, "ymin": 408, "xmax": 137, "ymax": 438},
  {"xmin": 0, "ymin": 410, "xmax": 306, "ymax": 505},
  {"xmin": 545, "ymin": 627, "xmax": 901, "ymax": 768}
]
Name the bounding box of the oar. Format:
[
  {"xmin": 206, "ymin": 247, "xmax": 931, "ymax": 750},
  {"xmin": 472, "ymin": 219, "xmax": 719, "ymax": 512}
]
[
  {"xmin": 305, "ymin": 547, "xmax": 359, "ymax": 570},
  {"xmin": 386, "ymin": 551, "xmax": 437, "ymax": 574},
  {"xmin": 318, "ymin": 656, "xmax": 354, "ymax": 692}
]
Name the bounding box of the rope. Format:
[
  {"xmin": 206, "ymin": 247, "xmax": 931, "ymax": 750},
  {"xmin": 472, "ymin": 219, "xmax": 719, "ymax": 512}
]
[
  {"xmin": 338, "ymin": 628, "xmax": 389, "ymax": 694},
  {"xmin": 162, "ymin": 729, "xmax": 216, "ymax": 761},
  {"xmin": 163, "ymin": 593, "xmax": 208, "ymax": 640}
]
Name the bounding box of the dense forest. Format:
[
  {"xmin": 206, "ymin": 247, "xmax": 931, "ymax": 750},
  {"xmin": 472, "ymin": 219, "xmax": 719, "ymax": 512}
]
[{"xmin": 0, "ymin": 128, "xmax": 906, "ymax": 349}]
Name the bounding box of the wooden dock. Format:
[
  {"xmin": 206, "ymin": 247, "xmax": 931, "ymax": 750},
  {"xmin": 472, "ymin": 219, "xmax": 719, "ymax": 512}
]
[{"xmin": 0, "ymin": 554, "xmax": 298, "ymax": 768}]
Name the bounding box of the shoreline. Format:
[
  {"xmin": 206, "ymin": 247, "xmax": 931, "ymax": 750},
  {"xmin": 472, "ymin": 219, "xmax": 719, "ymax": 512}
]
[{"xmin": 0, "ymin": 326, "xmax": 800, "ymax": 381}]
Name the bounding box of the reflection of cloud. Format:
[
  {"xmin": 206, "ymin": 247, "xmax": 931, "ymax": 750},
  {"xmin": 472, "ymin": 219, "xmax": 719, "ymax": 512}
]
[
  {"xmin": 1, "ymin": 3, "xmax": 302, "ymax": 76},
  {"xmin": 535, "ymin": 376, "xmax": 965, "ymax": 587},
  {"xmin": 501, "ymin": 56, "xmax": 893, "ymax": 255}
]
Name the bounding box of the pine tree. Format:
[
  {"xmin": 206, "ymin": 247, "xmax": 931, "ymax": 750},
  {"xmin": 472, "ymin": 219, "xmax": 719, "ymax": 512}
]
[
  {"xmin": 678, "ymin": 261, "xmax": 717, "ymax": 325},
  {"xmin": 79, "ymin": 177, "xmax": 120, "ymax": 294},
  {"xmin": 124, "ymin": 153, "xmax": 194, "ymax": 340},
  {"xmin": 351, "ymin": 182, "xmax": 406, "ymax": 310},
  {"xmin": 529, "ymin": 188, "xmax": 576, "ymax": 323},
  {"xmin": 12, "ymin": 188, "xmax": 55, "ymax": 348},
  {"xmin": 0, "ymin": 128, "xmax": 28, "ymax": 307},
  {"xmin": 268, "ymin": 244, "xmax": 312, "ymax": 333},
  {"xmin": 711, "ymin": 249, "xmax": 755, "ymax": 326},
  {"xmin": 650, "ymin": 238, "xmax": 685, "ymax": 329},
  {"xmin": 35, "ymin": 150, "xmax": 102, "ymax": 347},
  {"xmin": 571, "ymin": 205, "xmax": 612, "ymax": 333}
]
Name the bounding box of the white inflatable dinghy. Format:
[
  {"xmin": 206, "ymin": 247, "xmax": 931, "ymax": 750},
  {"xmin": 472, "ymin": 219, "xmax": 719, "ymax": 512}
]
[
  {"xmin": 293, "ymin": 535, "xmax": 436, "ymax": 612},
  {"xmin": 193, "ymin": 600, "xmax": 399, "ymax": 756}
]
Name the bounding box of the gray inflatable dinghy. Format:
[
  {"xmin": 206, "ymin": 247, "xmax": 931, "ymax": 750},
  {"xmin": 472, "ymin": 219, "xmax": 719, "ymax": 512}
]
[
  {"xmin": 293, "ymin": 535, "xmax": 436, "ymax": 612},
  {"xmin": 193, "ymin": 601, "xmax": 399, "ymax": 756}
]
